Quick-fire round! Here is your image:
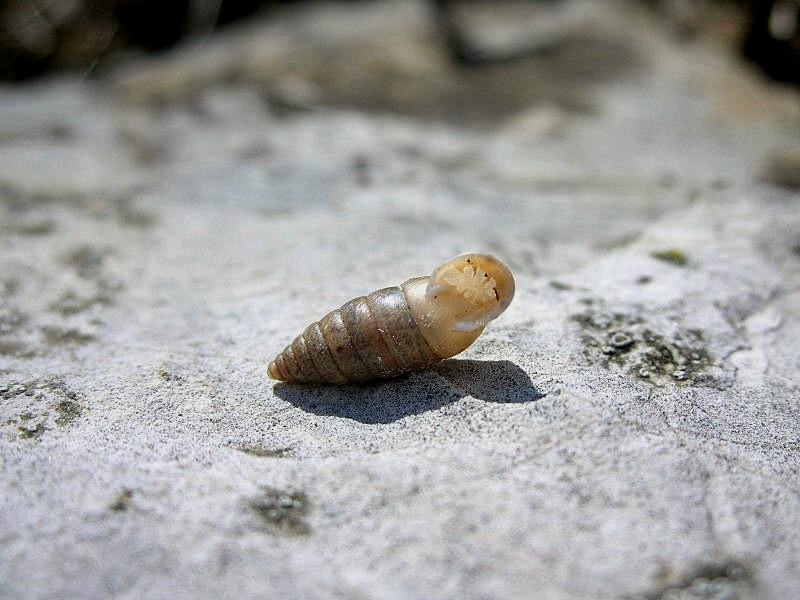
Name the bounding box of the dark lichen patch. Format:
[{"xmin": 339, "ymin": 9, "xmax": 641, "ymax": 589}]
[
  {"xmin": 117, "ymin": 126, "xmax": 170, "ymax": 167},
  {"xmin": 158, "ymin": 368, "xmax": 185, "ymax": 383},
  {"xmin": 2, "ymin": 279, "xmax": 19, "ymax": 296},
  {"xmin": 0, "ymin": 302, "xmax": 28, "ymax": 335},
  {"xmin": 41, "ymin": 325, "xmax": 95, "ymax": 346},
  {"xmin": 56, "ymin": 261, "xmax": 122, "ymax": 315},
  {"xmin": 18, "ymin": 421, "xmax": 47, "ymax": 439},
  {"xmin": 262, "ymin": 88, "xmax": 318, "ymax": 118},
  {"xmin": 55, "ymin": 399, "xmax": 83, "ymax": 426},
  {"xmin": 2, "ymin": 382, "xmax": 30, "ymax": 400},
  {"xmin": 0, "ymin": 339, "xmax": 34, "ymax": 357},
  {"xmin": 646, "ymin": 562, "xmax": 751, "ymax": 600},
  {"xmin": 0, "ymin": 181, "xmax": 89, "ymax": 213},
  {"xmin": 110, "ymin": 488, "xmax": 134, "ymax": 512},
  {"xmin": 633, "ymin": 329, "xmax": 712, "ymax": 384},
  {"xmin": 0, "ymin": 123, "xmax": 73, "ymax": 144},
  {"xmin": 637, "ymin": 275, "xmax": 652, "ymax": 285},
  {"xmin": 6, "ymin": 219, "xmax": 55, "ymax": 236},
  {"xmin": 115, "ymin": 198, "xmax": 157, "ymax": 229},
  {"xmin": 351, "ymin": 154, "xmax": 372, "ymax": 187},
  {"xmin": 249, "ymin": 487, "xmax": 311, "ymax": 536},
  {"xmin": 0, "ymin": 306, "xmax": 32, "ymax": 356},
  {"xmin": 235, "ymin": 445, "xmax": 294, "ymax": 458},
  {"xmin": 3, "ymin": 379, "xmax": 82, "ymax": 438},
  {"xmin": 581, "ymin": 325, "xmax": 638, "ymax": 366},
  {"xmin": 237, "ymin": 143, "xmax": 273, "ymax": 161},
  {"xmin": 710, "ymin": 178, "xmax": 730, "ymax": 190},
  {"xmin": 63, "ymin": 245, "xmax": 107, "ymax": 279},
  {"xmin": 3, "ymin": 377, "xmax": 74, "ymax": 397},
  {"xmin": 650, "ymin": 249, "xmax": 688, "ymax": 267},
  {"xmin": 48, "ymin": 243, "xmax": 120, "ymax": 322},
  {"xmin": 0, "ymin": 306, "xmax": 27, "ymax": 335},
  {"xmin": 572, "ymin": 310, "xmax": 642, "ymax": 332},
  {"xmin": 49, "ymin": 290, "xmax": 113, "ymax": 316},
  {"xmin": 550, "ymin": 280, "xmax": 572, "ymax": 291},
  {"xmin": 657, "ymin": 172, "xmax": 678, "ymax": 189},
  {"xmin": 0, "ymin": 182, "xmax": 157, "ymax": 229},
  {"xmin": 573, "ymin": 308, "xmax": 714, "ymax": 386}
]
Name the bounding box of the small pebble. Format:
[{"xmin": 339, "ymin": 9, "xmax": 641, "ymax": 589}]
[
  {"xmin": 609, "ymin": 331, "xmax": 634, "ymax": 350},
  {"xmin": 673, "ymin": 369, "xmax": 688, "ymax": 381},
  {"xmin": 279, "ymin": 496, "xmax": 294, "ymax": 508},
  {"xmin": 638, "ymin": 367, "xmax": 650, "ymax": 378}
]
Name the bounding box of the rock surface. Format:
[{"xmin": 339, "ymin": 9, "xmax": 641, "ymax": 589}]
[{"xmin": 1, "ymin": 2, "xmax": 799, "ymax": 599}]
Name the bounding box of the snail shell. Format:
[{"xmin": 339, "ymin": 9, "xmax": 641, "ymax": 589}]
[{"xmin": 268, "ymin": 253, "xmax": 515, "ymax": 384}]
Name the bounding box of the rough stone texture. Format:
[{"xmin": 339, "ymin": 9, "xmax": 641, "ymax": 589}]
[{"xmin": 1, "ymin": 2, "xmax": 799, "ymax": 599}]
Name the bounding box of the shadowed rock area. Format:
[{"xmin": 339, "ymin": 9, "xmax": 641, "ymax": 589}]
[{"xmin": 0, "ymin": 2, "xmax": 799, "ymax": 599}]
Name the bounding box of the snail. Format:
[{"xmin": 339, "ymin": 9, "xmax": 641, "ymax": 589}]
[{"xmin": 268, "ymin": 253, "xmax": 515, "ymax": 384}]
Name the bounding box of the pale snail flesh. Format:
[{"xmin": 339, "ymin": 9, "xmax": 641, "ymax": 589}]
[{"xmin": 268, "ymin": 253, "xmax": 515, "ymax": 384}]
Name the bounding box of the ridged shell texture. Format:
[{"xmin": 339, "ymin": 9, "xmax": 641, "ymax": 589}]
[{"xmin": 269, "ymin": 286, "xmax": 438, "ymax": 384}]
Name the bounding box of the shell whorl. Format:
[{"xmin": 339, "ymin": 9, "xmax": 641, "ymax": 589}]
[{"xmin": 269, "ymin": 286, "xmax": 440, "ymax": 384}]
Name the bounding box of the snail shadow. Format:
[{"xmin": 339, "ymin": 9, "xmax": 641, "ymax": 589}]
[{"xmin": 272, "ymin": 359, "xmax": 543, "ymax": 424}]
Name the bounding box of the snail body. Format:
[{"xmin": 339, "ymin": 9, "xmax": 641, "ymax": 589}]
[{"xmin": 268, "ymin": 253, "xmax": 514, "ymax": 384}]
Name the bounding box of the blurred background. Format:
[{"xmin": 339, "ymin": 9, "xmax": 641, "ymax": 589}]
[
  {"xmin": 1, "ymin": 1, "xmax": 798, "ymax": 87},
  {"xmin": 0, "ymin": 1, "xmax": 798, "ymax": 84},
  {"xmin": 0, "ymin": 0, "xmax": 798, "ymax": 281}
]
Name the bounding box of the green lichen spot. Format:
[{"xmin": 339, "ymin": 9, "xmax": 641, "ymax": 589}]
[{"xmin": 650, "ymin": 249, "xmax": 688, "ymax": 266}]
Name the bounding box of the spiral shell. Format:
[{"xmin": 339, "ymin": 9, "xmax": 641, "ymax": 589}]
[{"xmin": 268, "ymin": 253, "xmax": 515, "ymax": 384}]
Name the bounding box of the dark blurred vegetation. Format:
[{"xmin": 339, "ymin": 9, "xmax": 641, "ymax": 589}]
[
  {"xmin": 0, "ymin": 0, "xmax": 273, "ymax": 78},
  {"xmin": 742, "ymin": 0, "xmax": 800, "ymax": 83},
  {"xmin": 0, "ymin": 0, "xmax": 797, "ymax": 85}
]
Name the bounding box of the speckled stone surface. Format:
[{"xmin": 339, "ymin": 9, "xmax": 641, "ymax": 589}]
[{"xmin": 1, "ymin": 2, "xmax": 799, "ymax": 599}]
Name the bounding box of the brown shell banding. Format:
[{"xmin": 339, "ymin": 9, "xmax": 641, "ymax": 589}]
[{"xmin": 270, "ymin": 286, "xmax": 440, "ymax": 384}]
